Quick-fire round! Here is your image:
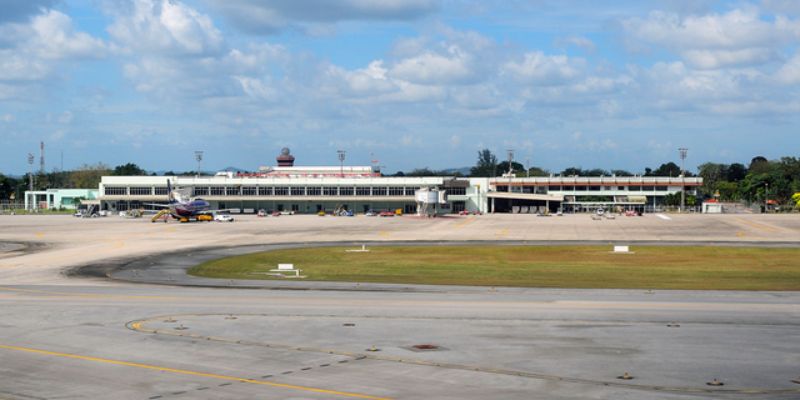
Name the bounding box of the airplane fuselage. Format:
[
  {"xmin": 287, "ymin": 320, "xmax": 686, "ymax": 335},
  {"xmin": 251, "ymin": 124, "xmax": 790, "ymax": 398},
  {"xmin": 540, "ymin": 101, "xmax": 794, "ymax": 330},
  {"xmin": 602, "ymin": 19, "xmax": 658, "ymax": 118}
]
[{"xmin": 173, "ymin": 199, "xmax": 211, "ymax": 217}]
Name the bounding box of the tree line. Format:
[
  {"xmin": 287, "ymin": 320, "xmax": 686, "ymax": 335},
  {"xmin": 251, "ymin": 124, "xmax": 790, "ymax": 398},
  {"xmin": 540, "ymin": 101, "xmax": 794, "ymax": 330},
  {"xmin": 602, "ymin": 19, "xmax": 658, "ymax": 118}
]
[
  {"xmin": 401, "ymin": 149, "xmax": 798, "ymax": 207},
  {"xmin": 2, "ymin": 153, "xmax": 799, "ymax": 208}
]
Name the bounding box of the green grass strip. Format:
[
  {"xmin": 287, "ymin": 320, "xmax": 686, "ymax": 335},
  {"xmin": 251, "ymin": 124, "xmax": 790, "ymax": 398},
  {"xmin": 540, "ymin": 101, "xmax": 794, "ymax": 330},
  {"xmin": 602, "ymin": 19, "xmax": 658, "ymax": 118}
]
[{"xmin": 189, "ymin": 246, "xmax": 800, "ymax": 290}]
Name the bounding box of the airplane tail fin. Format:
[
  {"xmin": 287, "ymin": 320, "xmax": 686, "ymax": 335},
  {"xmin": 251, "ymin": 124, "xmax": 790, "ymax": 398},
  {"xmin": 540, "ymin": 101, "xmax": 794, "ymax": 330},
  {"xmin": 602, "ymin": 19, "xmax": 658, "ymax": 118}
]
[{"xmin": 167, "ymin": 179, "xmax": 174, "ymax": 203}]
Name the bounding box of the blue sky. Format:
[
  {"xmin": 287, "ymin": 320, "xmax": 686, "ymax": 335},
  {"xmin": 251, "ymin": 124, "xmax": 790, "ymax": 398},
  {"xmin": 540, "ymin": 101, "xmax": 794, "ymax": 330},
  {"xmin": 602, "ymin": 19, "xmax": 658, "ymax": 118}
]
[{"xmin": 1, "ymin": 0, "xmax": 799, "ymax": 175}]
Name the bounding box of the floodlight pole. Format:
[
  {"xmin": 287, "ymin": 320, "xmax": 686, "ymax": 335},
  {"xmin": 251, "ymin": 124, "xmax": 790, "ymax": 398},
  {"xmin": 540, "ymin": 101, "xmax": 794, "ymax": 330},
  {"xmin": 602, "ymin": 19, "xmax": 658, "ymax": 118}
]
[
  {"xmin": 678, "ymin": 147, "xmax": 688, "ymax": 212},
  {"xmin": 27, "ymin": 153, "xmax": 34, "ymax": 211},
  {"xmin": 337, "ymin": 150, "xmax": 346, "ymax": 177},
  {"xmin": 194, "ymin": 151, "xmax": 203, "ymax": 177}
]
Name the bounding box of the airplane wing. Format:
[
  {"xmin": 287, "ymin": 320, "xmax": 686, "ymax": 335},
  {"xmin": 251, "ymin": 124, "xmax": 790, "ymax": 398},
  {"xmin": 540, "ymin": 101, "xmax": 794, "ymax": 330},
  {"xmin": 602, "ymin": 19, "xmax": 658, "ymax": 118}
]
[{"xmin": 143, "ymin": 203, "xmax": 172, "ymax": 208}]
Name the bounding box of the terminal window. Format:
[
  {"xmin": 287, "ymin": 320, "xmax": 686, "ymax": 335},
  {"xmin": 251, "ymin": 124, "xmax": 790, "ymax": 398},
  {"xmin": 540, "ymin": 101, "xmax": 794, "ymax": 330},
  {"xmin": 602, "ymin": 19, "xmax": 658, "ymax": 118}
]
[
  {"xmin": 323, "ymin": 187, "xmax": 338, "ymax": 196},
  {"xmin": 448, "ymin": 187, "xmax": 466, "ymax": 196},
  {"xmin": 404, "ymin": 187, "xmax": 419, "ymax": 196},
  {"xmin": 290, "ymin": 187, "xmax": 305, "ymax": 196},
  {"xmin": 356, "ymin": 187, "xmax": 371, "ymax": 196},
  {"xmin": 307, "ymin": 187, "xmax": 321, "ymax": 196},
  {"xmin": 242, "ymin": 187, "xmax": 257, "ymax": 196},
  {"xmin": 155, "ymin": 187, "xmax": 170, "ymax": 195},
  {"xmin": 129, "ymin": 187, "xmax": 152, "ymax": 196},
  {"xmin": 258, "ymin": 187, "xmax": 272, "ymax": 196},
  {"xmin": 210, "ymin": 187, "xmax": 225, "ymax": 195},
  {"xmin": 388, "ymin": 187, "xmax": 404, "ymax": 196},
  {"xmin": 190, "ymin": 187, "xmax": 207, "ymax": 196},
  {"xmin": 656, "ymin": 186, "xmax": 668, "ymax": 191},
  {"xmin": 225, "ymin": 187, "xmax": 240, "ymax": 196},
  {"xmin": 274, "ymin": 187, "xmax": 289, "ymax": 196},
  {"xmin": 372, "ymin": 187, "xmax": 387, "ymax": 196},
  {"xmin": 340, "ymin": 187, "xmax": 354, "ymax": 196},
  {"xmin": 105, "ymin": 187, "xmax": 127, "ymax": 195}
]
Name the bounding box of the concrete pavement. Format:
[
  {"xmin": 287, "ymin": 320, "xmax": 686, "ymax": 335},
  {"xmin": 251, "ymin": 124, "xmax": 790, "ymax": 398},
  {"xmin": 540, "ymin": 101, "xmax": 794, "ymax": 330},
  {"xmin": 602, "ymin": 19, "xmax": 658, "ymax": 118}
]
[{"xmin": 0, "ymin": 213, "xmax": 799, "ymax": 399}]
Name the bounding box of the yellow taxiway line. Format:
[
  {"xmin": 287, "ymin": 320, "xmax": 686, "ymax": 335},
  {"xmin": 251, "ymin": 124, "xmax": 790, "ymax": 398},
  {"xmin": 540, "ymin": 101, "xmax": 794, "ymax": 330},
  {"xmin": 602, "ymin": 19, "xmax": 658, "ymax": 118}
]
[{"xmin": 0, "ymin": 343, "xmax": 392, "ymax": 400}]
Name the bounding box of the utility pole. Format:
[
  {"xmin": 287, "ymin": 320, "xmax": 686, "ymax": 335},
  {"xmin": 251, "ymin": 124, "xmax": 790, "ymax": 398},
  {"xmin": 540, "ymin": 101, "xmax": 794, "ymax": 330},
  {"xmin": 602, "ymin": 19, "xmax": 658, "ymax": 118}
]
[
  {"xmin": 39, "ymin": 141, "xmax": 45, "ymax": 174},
  {"xmin": 678, "ymin": 147, "xmax": 688, "ymax": 212},
  {"xmin": 765, "ymin": 183, "xmax": 769, "ymax": 213},
  {"xmin": 337, "ymin": 150, "xmax": 346, "ymax": 177},
  {"xmin": 27, "ymin": 153, "xmax": 34, "ymax": 211},
  {"xmin": 526, "ymin": 158, "xmax": 530, "ymax": 178},
  {"xmin": 506, "ymin": 149, "xmax": 514, "ymax": 175},
  {"xmin": 194, "ymin": 151, "xmax": 204, "ymax": 177}
]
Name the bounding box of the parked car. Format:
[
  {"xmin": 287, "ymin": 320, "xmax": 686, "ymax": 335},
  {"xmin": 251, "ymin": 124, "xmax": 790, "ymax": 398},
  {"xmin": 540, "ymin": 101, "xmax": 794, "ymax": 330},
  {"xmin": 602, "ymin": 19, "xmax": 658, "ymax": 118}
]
[
  {"xmin": 214, "ymin": 214, "xmax": 234, "ymax": 222},
  {"xmin": 257, "ymin": 209, "xmax": 267, "ymax": 217},
  {"xmin": 378, "ymin": 210, "xmax": 395, "ymax": 217},
  {"xmin": 365, "ymin": 210, "xmax": 377, "ymax": 216}
]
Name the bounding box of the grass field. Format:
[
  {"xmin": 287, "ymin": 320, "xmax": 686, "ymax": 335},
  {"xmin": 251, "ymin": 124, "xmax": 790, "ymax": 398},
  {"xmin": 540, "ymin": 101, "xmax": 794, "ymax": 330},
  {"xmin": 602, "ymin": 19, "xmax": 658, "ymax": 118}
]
[{"xmin": 188, "ymin": 245, "xmax": 800, "ymax": 290}]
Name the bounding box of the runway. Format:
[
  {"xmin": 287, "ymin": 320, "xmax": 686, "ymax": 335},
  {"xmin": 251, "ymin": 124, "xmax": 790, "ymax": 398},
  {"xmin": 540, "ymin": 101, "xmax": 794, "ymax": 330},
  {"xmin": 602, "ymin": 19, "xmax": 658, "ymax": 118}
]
[{"xmin": 1, "ymin": 214, "xmax": 799, "ymax": 399}]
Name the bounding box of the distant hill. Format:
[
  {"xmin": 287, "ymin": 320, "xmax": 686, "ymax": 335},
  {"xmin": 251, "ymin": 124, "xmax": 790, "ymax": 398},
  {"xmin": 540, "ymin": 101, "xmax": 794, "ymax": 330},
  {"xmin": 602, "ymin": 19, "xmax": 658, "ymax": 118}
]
[
  {"xmin": 151, "ymin": 166, "xmax": 247, "ymax": 176},
  {"xmin": 439, "ymin": 167, "xmax": 471, "ymax": 176}
]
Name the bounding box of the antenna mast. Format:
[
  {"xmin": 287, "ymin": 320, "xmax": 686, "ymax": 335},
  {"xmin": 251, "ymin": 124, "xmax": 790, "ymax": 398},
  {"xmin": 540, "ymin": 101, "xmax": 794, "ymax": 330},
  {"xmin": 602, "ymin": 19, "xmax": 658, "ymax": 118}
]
[{"xmin": 39, "ymin": 141, "xmax": 45, "ymax": 174}]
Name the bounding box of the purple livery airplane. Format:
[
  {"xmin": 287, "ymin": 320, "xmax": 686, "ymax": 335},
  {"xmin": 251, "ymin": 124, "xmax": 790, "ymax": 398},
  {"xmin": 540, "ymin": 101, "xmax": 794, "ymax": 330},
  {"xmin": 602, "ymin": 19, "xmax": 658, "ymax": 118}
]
[{"xmin": 148, "ymin": 180, "xmax": 216, "ymax": 222}]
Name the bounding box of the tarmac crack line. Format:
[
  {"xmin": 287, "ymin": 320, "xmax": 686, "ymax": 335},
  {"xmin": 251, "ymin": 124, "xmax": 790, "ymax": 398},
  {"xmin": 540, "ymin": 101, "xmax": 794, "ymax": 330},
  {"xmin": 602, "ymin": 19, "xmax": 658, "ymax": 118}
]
[
  {"xmin": 0, "ymin": 343, "xmax": 392, "ymax": 400},
  {"xmin": 127, "ymin": 315, "xmax": 800, "ymax": 396}
]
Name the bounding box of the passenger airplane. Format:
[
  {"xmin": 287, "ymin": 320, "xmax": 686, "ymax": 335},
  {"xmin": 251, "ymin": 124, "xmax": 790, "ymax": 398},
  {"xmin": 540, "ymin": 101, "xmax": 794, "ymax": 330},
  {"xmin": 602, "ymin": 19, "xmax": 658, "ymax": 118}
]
[{"xmin": 148, "ymin": 180, "xmax": 215, "ymax": 222}]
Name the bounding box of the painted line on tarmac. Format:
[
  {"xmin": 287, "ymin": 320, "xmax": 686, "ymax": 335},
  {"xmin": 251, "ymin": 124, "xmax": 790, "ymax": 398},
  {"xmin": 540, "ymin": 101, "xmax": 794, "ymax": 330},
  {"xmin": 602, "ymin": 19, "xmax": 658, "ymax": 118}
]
[
  {"xmin": 0, "ymin": 286, "xmax": 186, "ymax": 301},
  {"xmin": 0, "ymin": 343, "xmax": 391, "ymax": 400},
  {"xmin": 454, "ymin": 217, "xmax": 476, "ymax": 229},
  {"xmin": 128, "ymin": 314, "xmax": 800, "ymax": 396},
  {"xmin": 734, "ymin": 218, "xmax": 782, "ymax": 234}
]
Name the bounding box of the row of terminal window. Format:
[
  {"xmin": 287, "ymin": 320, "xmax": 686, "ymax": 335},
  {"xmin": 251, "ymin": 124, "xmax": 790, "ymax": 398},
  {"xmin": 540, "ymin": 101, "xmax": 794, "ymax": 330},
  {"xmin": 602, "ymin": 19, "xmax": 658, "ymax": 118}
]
[
  {"xmin": 498, "ymin": 186, "xmax": 670, "ymax": 192},
  {"xmin": 550, "ymin": 186, "xmax": 670, "ymax": 191},
  {"xmin": 105, "ymin": 186, "xmax": 438, "ymax": 196}
]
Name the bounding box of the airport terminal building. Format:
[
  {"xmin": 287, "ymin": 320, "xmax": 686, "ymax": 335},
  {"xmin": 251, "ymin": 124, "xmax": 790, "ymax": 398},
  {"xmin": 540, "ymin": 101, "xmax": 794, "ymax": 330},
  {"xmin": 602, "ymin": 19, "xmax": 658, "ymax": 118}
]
[{"xmin": 97, "ymin": 150, "xmax": 702, "ymax": 215}]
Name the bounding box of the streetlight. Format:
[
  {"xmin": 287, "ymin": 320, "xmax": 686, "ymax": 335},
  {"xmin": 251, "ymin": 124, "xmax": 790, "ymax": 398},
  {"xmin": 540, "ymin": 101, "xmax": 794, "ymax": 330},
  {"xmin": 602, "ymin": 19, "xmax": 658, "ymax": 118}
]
[
  {"xmin": 194, "ymin": 151, "xmax": 203, "ymax": 176},
  {"xmin": 337, "ymin": 150, "xmax": 346, "ymax": 177},
  {"xmin": 678, "ymin": 147, "xmax": 688, "ymax": 212},
  {"xmin": 27, "ymin": 153, "xmax": 34, "ymax": 211}
]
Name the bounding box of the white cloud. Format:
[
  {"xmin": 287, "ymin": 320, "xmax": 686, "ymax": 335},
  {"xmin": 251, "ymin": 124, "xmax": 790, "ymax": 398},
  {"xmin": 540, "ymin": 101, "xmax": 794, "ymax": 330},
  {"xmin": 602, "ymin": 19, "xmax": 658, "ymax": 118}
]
[
  {"xmin": 775, "ymin": 52, "xmax": 800, "ymax": 84},
  {"xmin": 108, "ymin": 0, "xmax": 223, "ymax": 56},
  {"xmin": 389, "ymin": 46, "xmax": 476, "ymax": 85},
  {"xmin": 557, "ymin": 35, "xmax": 596, "ymax": 52},
  {"xmin": 210, "ymin": 0, "xmax": 438, "ymax": 34},
  {"xmin": 502, "ymin": 52, "xmax": 584, "ymax": 85},
  {"xmin": 29, "ymin": 10, "xmax": 108, "ymax": 59},
  {"xmin": 622, "ymin": 7, "xmax": 800, "ymax": 69},
  {"xmin": 326, "ymin": 60, "xmax": 395, "ymax": 96},
  {"xmin": 681, "ymin": 48, "xmax": 778, "ymax": 69},
  {"xmin": 0, "ymin": 9, "xmax": 107, "ymax": 84}
]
